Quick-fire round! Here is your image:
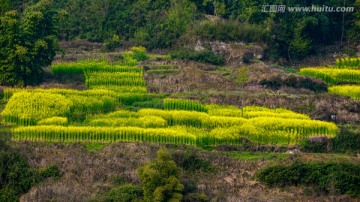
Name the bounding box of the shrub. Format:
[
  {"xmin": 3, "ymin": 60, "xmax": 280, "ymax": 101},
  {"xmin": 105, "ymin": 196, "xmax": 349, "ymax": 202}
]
[
  {"xmin": 0, "ymin": 88, "xmax": 4, "ymax": 100},
  {"xmin": 259, "ymin": 73, "xmax": 327, "ymax": 92},
  {"xmin": 105, "ymin": 34, "xmax": 121, "ymax": 51},
  {"xmin": 37, "ymin": 165, "xmax": 61, "ymax": 180},
  {"xmin": 183, "ymin": 193, "xmax": 208, "ymax": 202},
  {"xmin": 172, "ymin": 151, "xmax": 214, "ymax": 173},
  {"xmin": 98, "ymin": 184, "xmax": 143, "ymax": 202},
  {"xmin": 300, "ymin": 137, "xmax": 329, "ymax": 153},
  {"xmin": 136, "ymin": 148, "xmax": 184, "ymax": 202},
  {"xmin": 122, "ymin": 51, "xmax": 138, "ymax": 66},
  {"xmin": 0, "ymin": 151, "xmax": 34, "ymax": 202},
  {"xmin": 131, "ymin": 46, "xmax": 148, "ymax": 61},
  {"xmin": 331, "ymin": 126, "xmax": 360, "ymax": 153},
  {"xmin": 133, "ymin": 28, "xmax": 151, "ymax": 47},
  {"xmin": 0, "ymin": 150, "xmax": 60, "ymax": 201},
  {"xmin": 192, "ymin": 19, "xmax": 270, "ymax": 43},
  {"xmin": 257, "ymin": 162, "xmax": 360, "ymax": 196}
]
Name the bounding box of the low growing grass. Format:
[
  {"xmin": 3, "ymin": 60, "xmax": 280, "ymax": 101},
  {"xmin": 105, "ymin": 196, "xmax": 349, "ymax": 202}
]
[{"xmin": 228, "ymin": 152, "xmax": 289, "ymax": 161}]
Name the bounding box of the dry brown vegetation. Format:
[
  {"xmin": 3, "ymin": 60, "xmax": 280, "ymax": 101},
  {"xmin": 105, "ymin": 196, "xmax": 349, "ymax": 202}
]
[
  {"xmin": 13, "ymin": 142, "xmax": 359, "ymax": 202},
  {"xmin": 145, "ymin": 63, "xmax": 235, "ymax": 93},
  {"xmin": 143, "ymin": 61, "xmax": 360, "ymax": 125}
]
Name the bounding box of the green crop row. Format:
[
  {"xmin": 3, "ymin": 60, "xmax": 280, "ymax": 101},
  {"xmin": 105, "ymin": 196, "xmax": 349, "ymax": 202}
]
[
  {"xmin": 89, "ymin": 111, "xmax": 248, "ymax": 130},
  {"xmin": 67, "ymin": 95, "xmax": 116, "ymax": 114},
  {"xmin": 248, "ymin": 117, "xmax": 338, "ymax": 137},
  {"xmin": 136, "ymin": 109, "xmax": 336, "ymax": 138},
  {"xmin": 206, "ymin": 104, "xmax": 309, "ymax": 119},
  {"xmin": 299, "ymin": 68, "xmax": 360, "ymax": 85},
  {"xmin": 243, "ymin": 106, "xmax": 297, "ymax": 113},
  {"xmin": 89, "ymin": 85, "xmax": 147, "ymax": 93},
  {"xmin": 12, "ymin": 116, "xmax": 338, "ymax": 146},
  {"xmin": 37, "ymin": 117, "xmax": 68, "ymax": 126},
  {"xmin": 243, "ymin": 111, "xmax": 310, "ymax": 119},
  {"xmin": 91, "ymin": 110, "xmax": 140, "ymax": 119},
  {"xmin": 3, "ymin": 88, "xmax": 117, "ymax": 102},
  {"xmin": 98, "ymin": 108, "xmax": 245, "ymax": 128},
  {"xmin": 3, "ymin": 88, "xmax": 150, "ymax": 106},
  {"xmin": 328, "ymin": 85, "xmax": 360, "ymax": 100},
  {"xmin": 89, "ymin": 116, "xmax": 167, "ymax": 128},
  {"xmin": 164, "ymin": 98, "xmax": 207, "ymax": 112},
  {"xmin": 85, "ymin": 72, "xmax": 145, "ymax": 87},
  {"xmin": 12, "ymin": 126, "xmax": 197, "ymax": 145},
  {"xmin": 336, "ymin": 57, "xmax": 360, "ymax": 68},
  {"xmin": 51, "ymin": 60, "xmax": 141, "ymax": 75},
  {"xmin": 205, "ymin": 126, "xmax": 298, "ymax": 145},
  {"xmin": 117, "ymin": 93, "xmax": 150, "ymax": 105}
]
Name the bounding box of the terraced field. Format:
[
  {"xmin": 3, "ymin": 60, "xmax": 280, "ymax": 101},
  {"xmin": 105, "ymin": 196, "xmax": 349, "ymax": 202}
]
[
  {"xmin": 300, "ymin": 57, "xmax": 360, "ymax": 101},
  {"xmin": 2, "ymin": 60, "xmax": 339, "ymax": 147}
]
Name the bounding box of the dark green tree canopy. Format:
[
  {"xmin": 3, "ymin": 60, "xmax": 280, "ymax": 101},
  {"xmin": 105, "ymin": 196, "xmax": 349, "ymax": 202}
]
[
  {"xmin": 1, "ymin": 0, "xmax": 358, "ymax": 62},
  {"xmin": 0, "ymin": 0, "xmax": 58, "ymax": 86}
]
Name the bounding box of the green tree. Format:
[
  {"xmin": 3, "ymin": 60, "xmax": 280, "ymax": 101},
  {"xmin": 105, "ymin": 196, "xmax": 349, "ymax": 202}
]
[
  {"xmin": 0, "ymin": 0, "xmax": 29, "ymax": 14},
  {"xmin": 164, "ymin": 0, "xmax": 196, "ymax": 45},
  {"xmin": 213, "ymin": 0, "xmax": 226, "ymax": 17},
  {"xmin": 0, "ymin": 0, "xmax": 11, "ymax": 15},
  {"xmin": 56, "ymin": 0, "xmax": 91, "ymax": 40},
  {"xmin": 0, "ymin": 148, "xmax": 60, "ymax": 201},
  {"xmin": 288, "ymin": 17, "xmax": 317, "ymax": 60},
  {"xmin": 136, "ymin": 148, "xmax": 184, "ymax": 202},
  {"xmin": 144, "ymin": 0, "xmax": 196, "ymax": 48},
  {"xmin": 0, "ymin": 11, "xmax": 21, "ymax": 86},
  {"xmin": 356, "ymin": 0, "xmax": 360, "ymax": 28},
  {"xmin": 202, "ymin": 0, "xmax": 226, "ymax": 16},
  {"xmin": 0, "ymin": 0, "xmax": 58, "ymax": 86}
]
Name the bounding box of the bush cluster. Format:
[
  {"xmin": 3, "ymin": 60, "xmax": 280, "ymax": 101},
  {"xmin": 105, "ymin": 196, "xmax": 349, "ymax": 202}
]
[
  {"xmin": 0, "ymin": 147, "xmax": 60, "ymax": 201},
  {"xmin": 331, "ymin": 127, "xmax": 360, "ymax": 153},
  {"xmin": 259, "ymin": 73, "xmax": 327, "ymax": 92},
  {"xmin": 95, "ymin": 184, "xmax": 143, "ymax": 202},
  {"xmin": 131, "ymin": 46, "xmax": 149, "ymax": 61},
  {"xmin": 193, "ymin": 20, "xmax": 270, "ymax": 43},
  {"xmin": 257, "ymin": 162, "xmax": 360, "ymax": 196},
  {"xmin": 300, "ymin": 126, "xmax": 360, "ymax": 153}
]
